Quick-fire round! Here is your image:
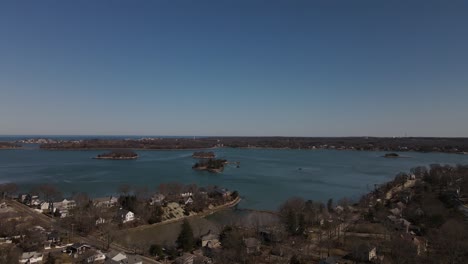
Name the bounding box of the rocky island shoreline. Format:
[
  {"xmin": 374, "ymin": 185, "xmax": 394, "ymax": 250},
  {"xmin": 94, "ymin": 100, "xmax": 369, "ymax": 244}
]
[
  {"xmin": 192, "ymin": 158, "xmax": 228, "ymax": 173},
  {"xmin": 93, "ymin": 150, "xmax": 138, "ymax": 160}
]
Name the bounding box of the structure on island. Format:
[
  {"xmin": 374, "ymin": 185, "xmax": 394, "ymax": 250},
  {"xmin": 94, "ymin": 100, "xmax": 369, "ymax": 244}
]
[
  {"xmin": 94, "ymin": 150, "xmax": 138, "ymax": 160},
  {"xmin": 192, "ymin": 159, "xmax": 228, "ymax": 173},
  {"xmin": 384, "ymin": 153, "xmax": 400, "ymax": 158},
  {"xmin": 192, "ymin": 151, "xmax": 216, "ymax": 159}
]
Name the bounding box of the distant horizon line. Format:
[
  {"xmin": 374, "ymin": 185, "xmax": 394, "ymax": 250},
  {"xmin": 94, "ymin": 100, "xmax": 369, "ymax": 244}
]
[{"xmin": 1, "ymin": 134, "xmax": 468, "ymax": 139}]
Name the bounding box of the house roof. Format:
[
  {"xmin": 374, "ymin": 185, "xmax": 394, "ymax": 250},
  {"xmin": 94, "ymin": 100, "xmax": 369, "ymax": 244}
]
[
  {"xmin": 70, "ymin": 243, "xmax": 91, "ymax": 250},
  {"xmin": 20, "ymin": 251, "xmax": 42, "ymax": 259}
]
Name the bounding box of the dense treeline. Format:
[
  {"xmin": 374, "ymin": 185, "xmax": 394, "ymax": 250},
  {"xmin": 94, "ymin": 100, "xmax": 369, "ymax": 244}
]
[
  {"xmin": 95, "ymin": 150, "xmax": 138, "ymax": 159},
  {"xmin": 0, "ymin": 142, "xmax": 20, "ymax": 149},
  {"xmin": 193, "ymin": 159, "xmax": 227, "ymax": 172},
  {"xmin": 39, "ymin": 137, "xmax": 468, "ymax": 153}
]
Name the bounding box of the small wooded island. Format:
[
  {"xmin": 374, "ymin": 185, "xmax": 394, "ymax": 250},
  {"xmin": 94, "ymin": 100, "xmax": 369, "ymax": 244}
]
[
  {"xmin": 192, "ymin": 159, "xmax": 227, "ymax": 173},
  {"xmin": 94, "ymin": 150, "xmax": 138, "ymax": 160},
  {"xmin": 384, "ymin": 153, "xmax": 400, "ymax": 158},
  {"xmin": 192, "ymin": 151, "xmax": 215, "ymax": 159},
  {"xmin": 0, "ymin": 142, "xmax": 20, "ymax": 149}
]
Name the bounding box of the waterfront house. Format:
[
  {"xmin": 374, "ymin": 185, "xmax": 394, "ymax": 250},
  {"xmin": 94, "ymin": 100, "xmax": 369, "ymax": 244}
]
[
  {"xmin": 93, "ymin": 196, "xmax": 118, "ymax": 208},
  {"xmin": 19, "ymin": 251, "xmax": 43, "ymax": 263},
  {"xmin": 243, "ymin": 237, "xmax": 261, "ymax": 254},
  {"xmin": 214, "ymin": 188, "xmax": 231, "ymax": 198},
  {"xmin": 117, "ymin": 208, "xmax": 135, "ymax": 223},
  {"xmin": 181, "ymin": 192, "xmax": 193, "ymax": 198},
  {"xmin": 150, "ymin": 193, "xmax": 165, "ymax": 205},
  {"xmin": 40, "ymin": 202, "xmax": 51, "ymax": 212},
  {"xmin": 334, "ymin": 205, "xmax": 344, "ymax": 214},
  {"xmin": 52, "ymin": 199, "xmax": 76, "ymax": 217},
  {"xmin": 201, "ymin": 230, "xmax": 220, "ymax": 248}
]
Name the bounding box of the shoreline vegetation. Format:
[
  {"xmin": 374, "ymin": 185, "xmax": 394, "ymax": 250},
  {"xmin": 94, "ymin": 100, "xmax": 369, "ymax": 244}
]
[
  {"xmin": 93, "ymin": 150, "xmax": 138, "ymax": 160},
  {"xmin": 192, "ymin": 159, "xmax": 228, "ymax": 173},
  {"xmin": 192, "ymin": 151, "xmax": 215, "ymax": 159},
  {"xmin": 0, "ymin": 142, "xmax": 21, "ymax": 149},
  {"xmin": 33, "ymin": 137, "xmax": 468, "ymax": 154}
]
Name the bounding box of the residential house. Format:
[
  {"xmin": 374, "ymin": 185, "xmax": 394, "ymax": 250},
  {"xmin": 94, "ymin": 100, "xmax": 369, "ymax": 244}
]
[
  {"xmin": 66, "ymin": 243, "xmax": 92, "ymax": 257},
  {"xmin": 150, "ymin": 193, "xmax": 165, "ymax": 205},
  {"xmin": 53, "ymin": 199, "xmax": 76, "ymax": 218},
  {"xmin": 201, "ymin": 230, "xmax": 220, "ymax": 248},
  {"xmin": 40, "ymin": 202, "xmax": 52, "ymax": 212},
  {"xmin": 105, "ymin": 251, "xmax": 142, "ymax": 264},
  {"xmin": 117, "ymin": 208, "xmax": 135, "ymax": 223},
  {"xmin": 184, "ymin": 197, "xmax": 193, "ymax": 205},
  {"xmin": 93, "ymin": 196, "xmax": 118, "ymax": 208},
  {"xmin": 19, "ymin": 251, "xmax": 43, "ymax": 263},
  {"xmin": 95, "ymin": 217, "xmax": 106, "ymax": 226},
  {"xmin": 214, "ymin": 188, "xmax": 231, "ymax": 198},
  {"xmin": 44, "ymin": 230, "xmax": 61, "ymax": 248},
  {"xmin": 243, "ymin": 237, "xmax": 261, "ymax": 254},
  {"xmin": 30, "ymin": 195, "xmax": 41, "ymax": 206},
  {"xmin": 334, "ymin": 205, "xmax": 344, "ymax": 214},
  {"xmin": 86, "ymin": 250, "xmax": 106, "ymax": 263},
  {"xmin": 175, "ymin": 253, "xmax": 195, "ymax": 264},
  {"xmin": 181, "ymin": 192, "xmax": 193, "ymax": 198}
]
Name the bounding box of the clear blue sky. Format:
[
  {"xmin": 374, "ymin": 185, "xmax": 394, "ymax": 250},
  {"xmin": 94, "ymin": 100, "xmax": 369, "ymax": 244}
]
[{"xmin": 1, "ymin": 0, "xmax": 467, "ymax": 137}]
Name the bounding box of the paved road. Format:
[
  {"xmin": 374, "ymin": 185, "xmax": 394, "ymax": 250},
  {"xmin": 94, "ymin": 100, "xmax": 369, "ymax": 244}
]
[{"xmin": 6, "ymin": 200, "xmax": 160, "ymax": 264}]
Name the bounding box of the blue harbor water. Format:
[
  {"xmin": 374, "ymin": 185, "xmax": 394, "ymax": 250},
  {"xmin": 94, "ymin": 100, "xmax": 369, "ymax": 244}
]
[{"xmin": 0, "ymin": 145, "xmax": 467, "ymax": 210}]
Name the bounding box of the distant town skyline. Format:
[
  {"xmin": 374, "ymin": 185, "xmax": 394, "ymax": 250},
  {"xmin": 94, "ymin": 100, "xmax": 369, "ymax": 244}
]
[{"xmin": 1, "ymin": 1, "xmax": 468, "ymax": 137}]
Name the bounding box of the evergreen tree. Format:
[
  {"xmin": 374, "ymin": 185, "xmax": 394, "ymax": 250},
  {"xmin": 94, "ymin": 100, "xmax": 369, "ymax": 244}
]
[
  {"xmin": 177, "ymin": 219, "xmax": 194, "ymax": 252},
  {"xmin": 327, "ymin": 198, "xmax": 334, "ymax": 213}
]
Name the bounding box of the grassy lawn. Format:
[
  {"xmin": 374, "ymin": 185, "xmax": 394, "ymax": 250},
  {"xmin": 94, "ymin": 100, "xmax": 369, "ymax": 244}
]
[{"xmin": 114, "ymin": 216, "xmax": 221, "ymax": 249}]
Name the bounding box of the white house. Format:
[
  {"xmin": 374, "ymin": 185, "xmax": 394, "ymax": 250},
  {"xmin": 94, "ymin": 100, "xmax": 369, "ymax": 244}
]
[
  {"xmin": 95, "ymin": 217, "xmax": 106, "ymax": 226},
  {"xmin": 86, "ymin": 250, "xmax": 106, "ymax": 263},
  {"xmin": 117, "ymin": 209, "xmax": 135, "ymax": 223},
  {"xmin": 19, "ymin": 251, "xmax": 43, "ymax": 263},
  {"xmin": 150, "ymin": 193, "xmax": 166, "ymax": 205},
  {"xmin": 40, "ymin": 202, "xmax": 51, "ymax": 212},
  {"xmin": 184, "ymin": 197, "xmax": 193, "ymax": 205},
  {"xmin": 106, "ymin": 251, "xmax": 142, "ymax": 264},
  {"xmin": 181, "ymin": 192, "xmax": 193, "ymax": 198}
]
